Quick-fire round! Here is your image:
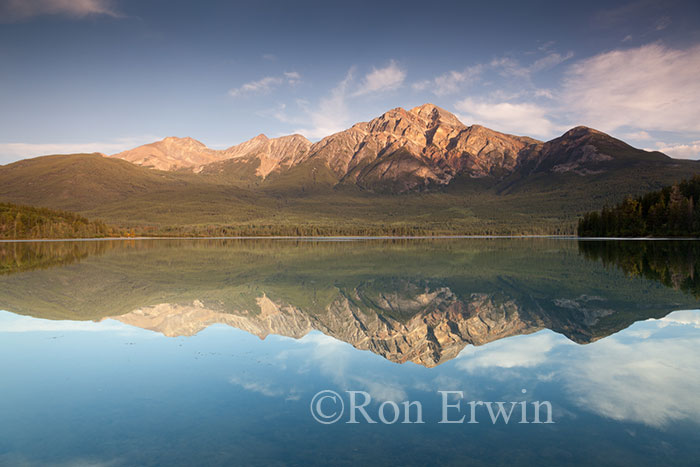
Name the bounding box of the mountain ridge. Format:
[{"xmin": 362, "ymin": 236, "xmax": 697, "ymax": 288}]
[
  {"xmin": 107, "ymin": 103, "xmax": 678, "ymax": 193},
  {"xmin": 1, "ymin": 103, "xmax": 698, "ymax": 235}
]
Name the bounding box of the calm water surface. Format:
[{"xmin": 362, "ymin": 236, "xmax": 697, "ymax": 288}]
[{"xmin": 0, "ymin": 239, "xmax": 699, "ymax": 466}]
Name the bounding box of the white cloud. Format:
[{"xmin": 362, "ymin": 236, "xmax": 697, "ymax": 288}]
[
  {"xmin": 0, "ymin": 136, "xmax": 159, "ymax": 164},
  {"xmin": 491, "ymin": 51, "xmax": 573, "ymax": 79},
  {"xmin": 562, "ymin": 331, "xmax": 700, "ymax": 428},
  {"xmin": 0, "ymin": 0, "xmax": 120, "ymax": 22},
  {"xmin": 452, "ymin": 310, "xmax": 700, "ymax": 428},
  {"xmin": 229, "ymin": 375, "xmax": 300, "ymax": 399},
  {"xmin": 412, "ymin": 66, "xmax": 482, "ymax": 96},
  {"xmin": 229, "ymin": 76, "xmax": 282, "ymax": 97},
  {"xmin": 561, "ymin": 43, "xmax": 700, "ymax": 133},
  {"xmin": 533, "ymin": 89, "xmax": 554, "ymax": 99},
  {"xmin": 529, "ymin": 51, "xmax": 574, "ymax": 73},
  {"xmin": 229, "ymin": 72, "xmax": 302, "ymax": 97},
  {"xmin": 352, "ymin": 377, "xmax": 407, "ymax": 403},
  {"xmin": 652, "ymin": 141, "xmax": 700, "ymax": 159},
  {"xmin": 455, "ymin": 97, "xmax": 557, "ymax": 137},
  {"xmin": 284, "ymin": 71, "xmax": 301, "ymax": 86},
  {"xmin": 622, "ymin": 130, "xmax": 652, "ymax": 141},
  {"xmin": 456, "ymin": 332, "xmax": 563, "ymax": 371},
  {"xmin": 659, "ymin": 309, "xmax": 700, "ymax": 327},
  {"xmin": 0, "ymin": 311, "xmax": 135, "ymax": 333},
  {"xmin": 353, "ymin": 61, "xmax": 406, "ymax": 96},
  {"xmin": 293, "ymin": 69, "xmax": 354, "ymax": 139}
]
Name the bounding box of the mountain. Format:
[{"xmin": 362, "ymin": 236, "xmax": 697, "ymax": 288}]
[
  {"xmin": 108, "ymin": 290, "xmax": 613, "ymax": 367},
  {"xmin": 1, "ymin": 239, "xmax": 693, "ymax": 367},
  {"xmin": 514, "ymin": 126, "xmax": 675, "ymax": 177},
  {"xmin": 111, "ymin": 136, "xmax": 225, "ymax": 172},
  {"xmin": 112, "ymin": 133, "xmax": 313, "ymax": 176},
  {"xmin": 299, "ymin": 104, "xmax": 539, "ymax": 191},
  {"xmin": 111, "ymin": 104, "xmax": 540, "ymax": 191},
  {"xmin": 218, "ymin": 133, "xmax": 312, "ymax": 178},
  {"xmin": 107, "ymin": 103, "xmax": 697, "ymax": 195},
  {"xmin": 1, "ymin": 103, "xmax": 699, "ymax": 234}
]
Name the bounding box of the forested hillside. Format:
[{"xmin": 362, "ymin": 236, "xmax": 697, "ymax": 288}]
[
  {"xmin": 578, "ymin": 176, "xmax": 700, "ymax": 237},
  {"xmin": 0, "ymin": 202, "xmax": 114, "ymax": 239}
]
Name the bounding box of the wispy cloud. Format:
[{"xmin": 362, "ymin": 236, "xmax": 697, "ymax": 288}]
[
  {"xmin": 412, "ymin": 66, "xmax": 483, "ymax": 96},
  {"xmin": 0, "ymin": 311, "xmax": 138, "ymax": 334},
  {"xmin": 229, "ymin": 375, "xmax": 298, "ymax": 398},
  {"xmin": 622, "ymin": 130, "xmax": 652, "ymax": 141},
  {"xmin": 562, "ymin": 330, "xmax": 700, "ymax": 428},
  {"xmin": 455, "ymin": 97, "xmax": 557, "ymax": 137},
  {"xmin": 456, "ymin": 332, "xmax": 562, "ymax": 371},
  {"xmin": 655, "ymin": 15, "xmax": 671, "ymax": 31},
  {"xmin": 284, "ymin": 71, "xmax": 301, "ymax": 86},
  {"xmin": 491, "ymin": 51, "xmax": 574, "ymax": 78},
  {"xmin": 561, "ymin": 43, "xmax": 700, "ymax": 134},
  {"xmin": 411, "ymin": 48, "xmax": 571, "ymax": 99},
  {"xmin": 293, "ymin": 69, "xmax": 354, "ymax": 139},
  {"xmin": 352, "ymin": 60, "xmax": 406, "ymax": 96},
  {"xmin": 652, "ymin": 141, "xmax": 700, "ymax": 160},
  {"xmin": 529, "ymin": 51, "xmax": 575, "ymax": 73},
  {"xmin": 0, "ymin": 136, "xmax": 160, "ymax": 164},
  {"xmin": 229, "ymin": 72, "xmax": 302, "ymax": 97},
  {"xmin": 0, "ymin": 0, "xmax": 121, "ymax": 22}
]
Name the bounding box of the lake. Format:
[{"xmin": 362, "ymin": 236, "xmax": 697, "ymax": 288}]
[{"xmin": 1, "ymin": 238, "xmax": 699, "ymax": 466}]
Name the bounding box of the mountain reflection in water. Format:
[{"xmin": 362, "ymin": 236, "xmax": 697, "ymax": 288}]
[{"xmin": 0, "ymin": 238, "xmax": 696, "ymax": 367}]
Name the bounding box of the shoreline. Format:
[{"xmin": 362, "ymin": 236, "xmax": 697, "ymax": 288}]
[{"xmin": 1, "ymin": 235, "xmax": 699, "ymax": 242}]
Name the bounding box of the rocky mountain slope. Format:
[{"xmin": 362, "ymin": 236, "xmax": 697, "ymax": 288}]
[
  {"xmin": 112, "ymin": 133, "xmax": 313, "ymax": 175},
  {"xmin": 1, "ymin": 103, "xmax": 698, "ymax": 234},
  {"xmin": 111, "ymin": 136, "xmax": 225, "ymax": 172},
  {"xmin": 108, "ymin": 103, "xmax": 678, "ymax": 192},
  {"xmin": 110, "ymin": 286, "xmax": 621, "ymax": 367}
]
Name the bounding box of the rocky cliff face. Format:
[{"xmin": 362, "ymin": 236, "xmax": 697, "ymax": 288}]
[
  {"xmin": 111, "ymin": 134, "xmax": 312, "ymax": 176},
  {"xmin": 109, "ymin": 104, "xmax": 672, "ymax": 192},
  {"xmin": 111, "ymin": 137, "xmax": 227, "ymax": 172},
  {"xmin": 304, "ymin": 104, "xmax": 538, "ymax": 190},
  {"xmin": 110, "ymin": 281, "xmax": 616, "ymax": 367},
  {"xmin": 219, "ymin": 133, "xmax": 312, "ymax": 178}
]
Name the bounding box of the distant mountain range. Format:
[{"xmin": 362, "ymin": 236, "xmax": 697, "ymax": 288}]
[
  {"xmin": 109, "ymin": 104, "xmax": 682, "ymax": 191},
  {"xmin": 0, "ymin": 103, "xmax": 697, "ymax": 234}
]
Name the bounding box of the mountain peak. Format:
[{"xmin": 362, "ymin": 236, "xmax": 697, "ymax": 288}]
[
  {"xmin": 111, "ymin": 136, "xmax": 220, "ymax": 171},
  {"xmin": 409, "ymin": 103, "xmax": 463, "ymax": 127},
  {"xmin": 561, "ymin": 126, "xmax": 606, "ymax": 139},
  {"xmin": 161, "ymin": 136, "xmax": 204, "ymax": 145}
]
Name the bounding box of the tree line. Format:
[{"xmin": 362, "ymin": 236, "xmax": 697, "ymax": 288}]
[
  {"xmin": 578, "ymin": 176, "xmax": 700, "ymax": 237},
  {"xmin": 578, "ymin": 240, "xmax": 700, "ymax": 298},
  {"xmin": 0, "ymin": 202, "xmax": 115, "ymax": 239}
]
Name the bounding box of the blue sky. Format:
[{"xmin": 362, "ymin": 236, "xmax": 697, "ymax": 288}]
[{"xmin": 1, "ymin": 0, "xmax": 699, "ymax": 163}]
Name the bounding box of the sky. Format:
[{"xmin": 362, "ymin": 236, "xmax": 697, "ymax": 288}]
[{"xmin": 0, "ymin": 0, "xmax": 699, "ymax": 164}]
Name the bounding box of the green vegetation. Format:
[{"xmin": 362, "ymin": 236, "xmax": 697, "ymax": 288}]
[
  {"xmin": 0, "ymin": 202, "xmax": 116, "ymax": 239},
  {"xmin": 0, "ymin": 240, "xmax": 113, "ymax": 274},
  {"xmin": 578, "ymin": 176, "xmax": 700, "ymax": 237},
  {"xmin": 0, "ymin": 239, "xmax": 693, "ymax": 341},
  {"xmin": 1, "ymin": 153, "xmax": 698, "ymax": 237},
  {"xmin": 579, "ymin": 240, "xmax": 700, "ymax": 298}
]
